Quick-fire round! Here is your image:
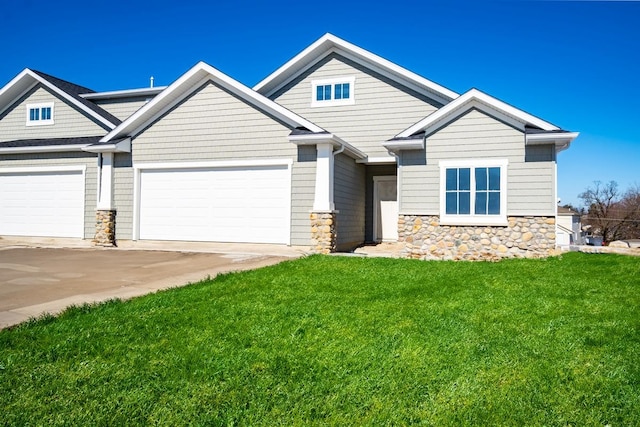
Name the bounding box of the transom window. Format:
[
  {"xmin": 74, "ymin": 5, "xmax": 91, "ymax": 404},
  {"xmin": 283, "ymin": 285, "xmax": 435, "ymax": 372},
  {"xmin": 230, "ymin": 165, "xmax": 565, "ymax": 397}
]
[
  {"xmin": 26, "ymin": 102, "xmax": 54, "ymax": 126},
  {"xmin": 311, "ymin": 77, "xmax": 355, "ymax": 107},
  {"xmin": 440, "ymin": 159, "xmax": 508, "ymax": 225}
]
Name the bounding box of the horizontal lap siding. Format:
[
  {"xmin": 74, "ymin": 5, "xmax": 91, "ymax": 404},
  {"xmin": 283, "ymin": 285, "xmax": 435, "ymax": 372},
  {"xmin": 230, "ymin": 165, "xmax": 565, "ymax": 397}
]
[
  {"xmin": 0, "ymin": 86, "xmax": 107, "ymax": 142},
  {"xmin": 401, "ymin": 109, "xmax": 556, "ymax": 216},
  {"xmin": 132, "ymin": 81, "xmax": 313, "ymax": 245},
  {"xmin": 113, "ymin": 153, "xmax": 133, "ymax": 240},
  {"xmin": 94, "ymin": 97, "xmax": 149, "ymax": 121},
  {"xmin": 334, "ymin": 153, "xmax": 365, "ymax": 250},
  {"xmin": 271, "ymin": 54, "xmax": 441, "ymax": 158},
  {"xmin": 0, "ymin": 152, "xmax": 98, "ymax": 238}
]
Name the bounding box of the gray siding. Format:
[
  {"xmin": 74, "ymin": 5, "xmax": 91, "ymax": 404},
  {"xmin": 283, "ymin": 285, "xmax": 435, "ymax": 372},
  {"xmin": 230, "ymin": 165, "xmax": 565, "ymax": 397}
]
[
  {"xmin": 334, "ymin": 153, "xmax": 366, "ymax": 250},
  {"xmin": 94, "ymin": 97, "xmax": 149, "ymax": 121},
  {"xmin": 0, "ymin": 85, "xmax": 107, "ymax": 142},
  {"xmin": 113, "ymin": 153, "xmax": 133, "ymax": 240},
  {"xmin": 365, "ymin": 164, "xmax": 397, "ymax": 242},
  {"xmin": 132, "ymin": 80, "xmax": 315, "ymax": 246},
  {"xmin": 271, "ymin": 53, "xmax": 442, "ymax": 159},
  {"xmin": 0, "ymin": 152, "xmax": 98, "ymax": 239},
  {"xmin": 401, "ymin": 109, "xmax": 556, "ymax": 216}
]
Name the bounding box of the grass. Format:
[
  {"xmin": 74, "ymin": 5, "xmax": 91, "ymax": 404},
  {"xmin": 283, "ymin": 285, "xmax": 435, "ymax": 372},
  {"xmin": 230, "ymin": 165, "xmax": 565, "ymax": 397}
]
[{"xmin": 0, "ymin": 252, "xmax": 638, "ymax": 426}]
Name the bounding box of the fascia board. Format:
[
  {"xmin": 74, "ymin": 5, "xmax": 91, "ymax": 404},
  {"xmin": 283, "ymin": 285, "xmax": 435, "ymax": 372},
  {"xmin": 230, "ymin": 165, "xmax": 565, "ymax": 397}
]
[
  {"xmin": 526, "ymin": 131, "xmax": 579, "ymax": 153},
  {"xmin": 0, "ymin": 144, "xmax": 89, "ymax": 154},
  {"xmin": 0, "ymin": 69, "xmax": 38, "ymax": 117},
  {"xmin": 382, "ymin": 139, "xmax": 425, "ymax": 152}
]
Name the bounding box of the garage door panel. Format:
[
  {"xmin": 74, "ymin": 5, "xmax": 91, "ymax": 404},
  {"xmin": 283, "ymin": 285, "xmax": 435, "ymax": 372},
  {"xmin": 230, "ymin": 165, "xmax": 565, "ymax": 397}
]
[
  {"xmin": 0, "ymin": 170, "xmax": 84, "ymax": 238},
  {"xmin": 139, "ymin": 165, "xmax": 289, "ymax": 244}
]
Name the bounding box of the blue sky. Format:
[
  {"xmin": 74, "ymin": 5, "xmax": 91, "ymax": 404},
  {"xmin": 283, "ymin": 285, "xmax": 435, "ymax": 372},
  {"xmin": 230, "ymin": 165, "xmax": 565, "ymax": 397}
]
[{"xmin": 1, "ymin": 0, "xmax": 638, "ymax": 207}]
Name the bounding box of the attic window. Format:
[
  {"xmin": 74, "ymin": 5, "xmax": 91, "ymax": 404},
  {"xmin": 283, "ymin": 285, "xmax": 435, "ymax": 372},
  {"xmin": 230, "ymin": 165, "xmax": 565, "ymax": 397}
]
[
  {"xmin": 311, "ymin": 77, "xmax": 355, "ymax": 107},
  {"xmin": 26, "ymin": 102, "xmax": 54, "ymax": 126}
]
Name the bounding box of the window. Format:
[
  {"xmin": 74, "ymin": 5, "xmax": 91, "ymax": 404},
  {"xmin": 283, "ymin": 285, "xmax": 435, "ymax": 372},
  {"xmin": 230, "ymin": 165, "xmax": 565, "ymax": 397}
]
[
  {"xmin": 311, "ymin": 77, "xmax": 355, "ymax": 106},
  {"xmin": 26, "ymin": 102, "xmax": 54, "ymax": 126},
  {"xmin": 439, "ymin": 159, "xmax": 508, "ymax": 225}
]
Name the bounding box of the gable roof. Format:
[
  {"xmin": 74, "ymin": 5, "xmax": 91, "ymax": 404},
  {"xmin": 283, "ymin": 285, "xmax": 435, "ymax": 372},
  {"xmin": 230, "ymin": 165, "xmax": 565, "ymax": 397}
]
[
  {"xmin": 390, "ymin": 88, "xmax": 578, "ymax": 152},
  {"xmin": 253, "ymin": 33, "xmax": 458, "ymax": 105},
  {"xmin": 101, "ymin": 61, "xmax": 326, "ymax": 143},
  {"xmin": 0, "ymin": 69, "xmax": 120, "ymax": 129}
]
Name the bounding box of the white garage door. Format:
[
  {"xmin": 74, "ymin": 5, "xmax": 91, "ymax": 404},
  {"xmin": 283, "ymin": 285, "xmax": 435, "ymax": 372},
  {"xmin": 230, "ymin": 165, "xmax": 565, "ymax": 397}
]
[
  {"xmin": 0, "ymin": 169, "xmax": 85, "ymax": 238},
  {"xmin": 138, "ymin": 164, "xmax": 290, "ymax": 244}
]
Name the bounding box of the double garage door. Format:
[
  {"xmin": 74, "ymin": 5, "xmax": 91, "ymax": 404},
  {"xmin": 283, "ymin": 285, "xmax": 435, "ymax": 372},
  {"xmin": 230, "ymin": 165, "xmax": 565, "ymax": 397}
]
[
  {"xmin": 0, "ymin": 168, "xmax": 85, "ymax": 238},
  {"xmin": 138, "ymin": 164, "xmax": 291, "ymax": 244}
]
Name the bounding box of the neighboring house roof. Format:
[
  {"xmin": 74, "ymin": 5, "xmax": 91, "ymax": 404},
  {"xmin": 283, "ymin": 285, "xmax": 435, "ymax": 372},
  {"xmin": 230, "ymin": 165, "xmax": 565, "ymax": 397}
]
[
  {"xmin": 0, "ymin": 69, "xmax": 121, "ymax": 130},
  {"xmin": 253, "ymin": 33, "xmax": 458, "ymax": 105},
  {"xmin": 101, "ymin": 61, "xmax": 326, "ymax": 143},
  {"xmin": 558, "ymin": 206, "xmax": 581, "ymax": 216},
  {"xmin": 79, "ymin": 86, "xmax": 167, "ymax": 100},
  {"xmin": 390, "ymin": 88, "xmax": 578, "ymax": 152}
]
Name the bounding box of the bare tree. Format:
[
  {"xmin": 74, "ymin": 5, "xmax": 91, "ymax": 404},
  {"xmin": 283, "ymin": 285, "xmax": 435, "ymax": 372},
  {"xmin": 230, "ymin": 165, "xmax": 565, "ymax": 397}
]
[{"xmin": 580, "ymin": 181, "xmax": 640, "ymax": 241}]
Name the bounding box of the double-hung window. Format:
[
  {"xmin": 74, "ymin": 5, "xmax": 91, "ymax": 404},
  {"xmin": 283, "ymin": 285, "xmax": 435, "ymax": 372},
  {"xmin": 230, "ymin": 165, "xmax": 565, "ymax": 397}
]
[
  {"xmin": 26, "ymin": 102, "xmax": 54, "ymax": 126},
  {"xmin": 439, "ymin": 159, "xmax": 508, "ymax": 225},
  {"xmin": 311, "ymin": 77, "xmax": 355, "ymax": 106}
]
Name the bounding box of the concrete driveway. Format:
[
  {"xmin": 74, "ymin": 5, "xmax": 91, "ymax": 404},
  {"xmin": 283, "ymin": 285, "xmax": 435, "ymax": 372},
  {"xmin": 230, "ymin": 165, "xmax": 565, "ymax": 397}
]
[{"xmin": 0, "ymin": 244, "xmax": 300, "ymax": 329}]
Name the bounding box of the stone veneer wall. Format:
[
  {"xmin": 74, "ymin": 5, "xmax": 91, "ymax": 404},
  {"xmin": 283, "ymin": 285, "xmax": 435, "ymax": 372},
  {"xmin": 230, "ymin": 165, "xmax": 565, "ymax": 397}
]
[
  {"xmin": 398, "ymin": 215, "xmax": 557, "ymax": 261},
  {"xmin": 94, "ymin": 210, "xmax": 116, "ymax": 247},
  {"xmin": 310, "ymin": 212, "xmax": 336, "ymax": 254}
]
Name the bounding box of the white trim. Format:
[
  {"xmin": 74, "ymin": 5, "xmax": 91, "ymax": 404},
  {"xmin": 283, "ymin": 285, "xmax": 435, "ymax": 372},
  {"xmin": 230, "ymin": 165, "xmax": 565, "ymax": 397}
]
[
  {"xmin": 79, "ymin": 87, "xmax": 167, "ymax": 99},
  {"xmin": 313, "ymin": 143, "xmax": 335, "ymax": 212},
  {"xmin": 82, "ymin": 138, "xmax": 131, "ymax": 153},
  {"xmin": 526, "ymin": 132, "xmax": 580, "ymax": 153},
  {"xmin": 382, "ymin": 138, "xmax": 424, "ymax": 153},
  {"xmin": 25, "ymin": 102, "xmax": 54, "ymax": 126},
  {"xmin": 97, "ymin": 153, "xmax": 114, "ymax": 210},
  {"xmin": 132, "ymin": 159, "xmax": 293, "ymax": 243},
  {"xmin": 311, "ymin": 76, "xmax": 355, "ymax": 107},
  {"xmin": 253, "ymin": 33, "xmax": 458, "ymax": 104},
  {"xmin": 102, "ymin": 62, "xmax": 324, "ymax": 143},
  {"xmin": 355, "ymin": 156, "xmax": 396, "ymax": 164},
  {"xmin": 0, "ymin": 144, "xmax": 90, "ymax": 154},
  {"xmin": 0, "ymin": 165, "xmax": 86, "ymax": 174},
  {"xmin": 288, "ymin": 132, "xmax": 367, "ymax": 160},
  {"xmin": 398, "ymin": 88, "xmax": 561, "ymax": 138},
  {"xmin": 438, "ymin": 159, "xmax": 508, "ymax": 226},
  {"xmin": 373, "ymin": 175, "xmax": 398, "ymax": 242}
]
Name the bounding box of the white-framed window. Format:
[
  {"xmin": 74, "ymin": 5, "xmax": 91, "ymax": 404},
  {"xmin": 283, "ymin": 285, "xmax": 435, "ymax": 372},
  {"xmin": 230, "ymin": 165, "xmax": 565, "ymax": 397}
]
[
  {"xmin": 26, "ymin": 102, "xmax": 54, "ymax": 126},
  {"xmin": 439, "ymin": 159, "xmax": 508, "ymax": 226},
  {"xmin": 311, "ymin": 77, "xmax": 355, "ymax": 107}
]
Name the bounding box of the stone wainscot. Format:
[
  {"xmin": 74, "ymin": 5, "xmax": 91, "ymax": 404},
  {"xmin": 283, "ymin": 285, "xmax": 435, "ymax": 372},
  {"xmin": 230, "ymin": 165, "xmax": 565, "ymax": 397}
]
[{"xmin": 398, "ymin": 215, "xmax": 557, "ymax": 261}]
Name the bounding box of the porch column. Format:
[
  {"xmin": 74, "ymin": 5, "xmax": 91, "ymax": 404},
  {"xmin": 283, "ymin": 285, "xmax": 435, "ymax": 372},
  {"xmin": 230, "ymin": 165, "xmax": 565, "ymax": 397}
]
[
  {"xmin": 311, "ymin": 142, "xmax": 336, "ymax": 253},
  {"xmin": 94, "ymin": 153, "xmax": 116, "ymax": 246}
]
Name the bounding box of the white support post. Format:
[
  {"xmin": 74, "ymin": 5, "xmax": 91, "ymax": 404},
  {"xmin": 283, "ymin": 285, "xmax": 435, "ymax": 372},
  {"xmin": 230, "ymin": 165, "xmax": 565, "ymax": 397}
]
[
  {"xmin": 97, "ymin": 152, "xmax": 114, "ymax": 210},
  {"xmin": 313, "ymin": 142, "xmax": 335, "ymax": 212}
]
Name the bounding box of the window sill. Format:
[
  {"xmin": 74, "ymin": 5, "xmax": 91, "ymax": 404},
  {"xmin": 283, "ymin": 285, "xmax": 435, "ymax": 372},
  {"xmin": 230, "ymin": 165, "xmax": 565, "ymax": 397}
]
[{"xmin": 439, "ymin": 215, "xmax": 508, "ymax": 227}]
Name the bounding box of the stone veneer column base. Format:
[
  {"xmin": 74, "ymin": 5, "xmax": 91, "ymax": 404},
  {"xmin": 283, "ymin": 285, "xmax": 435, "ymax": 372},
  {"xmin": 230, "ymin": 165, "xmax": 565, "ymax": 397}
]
[
  {"xmin": 398, "ymin": 215, "xmax": 558, "ymax": 261},
  {"xmin": 94, "ymin": 210, "xmax": 117, "ymax": 247},
  {"xmin": 310, "ymin": 212, "xmax": 337, "ymax": 254}
]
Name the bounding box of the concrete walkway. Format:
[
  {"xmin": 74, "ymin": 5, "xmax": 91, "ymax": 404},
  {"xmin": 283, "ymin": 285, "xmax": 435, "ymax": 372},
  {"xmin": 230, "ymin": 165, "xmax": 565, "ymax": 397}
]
[{"xmin": 0, "ymin": 239, "xmax": 306, "ymax": 329}]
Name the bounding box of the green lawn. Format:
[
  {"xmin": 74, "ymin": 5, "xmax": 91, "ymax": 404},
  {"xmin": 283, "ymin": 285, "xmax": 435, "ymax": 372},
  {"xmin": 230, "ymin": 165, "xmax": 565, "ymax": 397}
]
[{"xmin": 1, "ymin": 252, "xmax": 638, "ymax": 426}]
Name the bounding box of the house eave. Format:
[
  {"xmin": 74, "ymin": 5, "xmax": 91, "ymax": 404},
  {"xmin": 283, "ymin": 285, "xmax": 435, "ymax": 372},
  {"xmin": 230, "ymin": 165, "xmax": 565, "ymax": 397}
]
[
  {"xmin": 526, "ymin": 132, "xmax": 579, "ymax": 152},
  {"xmin": 0, "ymin": 144, "xmax": 89, "ymax": 154},
  {"xmin": 82, "ymin": 138, "xmax": 131, "ymax": 153},
  {"xmin": 287, "ymin": 132, "xmax": 367, "ymax": 160},
  {"xmin": 80, "ymin": 87, "xmax": 167, "ymax": 100}
]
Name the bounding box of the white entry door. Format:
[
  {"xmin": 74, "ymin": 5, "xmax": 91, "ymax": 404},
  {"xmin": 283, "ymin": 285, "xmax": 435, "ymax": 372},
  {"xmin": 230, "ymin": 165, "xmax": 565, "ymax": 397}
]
[
  {"xmin": 138, "ymin": 164, "xmax": 290, "ymax": 244},
  {"xmin": 373, "ymin": 176, "xmax": 398, "ymax": 242}
]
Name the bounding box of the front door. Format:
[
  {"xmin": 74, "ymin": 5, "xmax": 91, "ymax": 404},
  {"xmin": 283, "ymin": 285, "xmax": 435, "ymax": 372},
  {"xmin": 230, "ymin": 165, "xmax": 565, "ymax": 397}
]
[{"xmin": 373, "ymin": 176, "xmax": 398, "ymax": 242}]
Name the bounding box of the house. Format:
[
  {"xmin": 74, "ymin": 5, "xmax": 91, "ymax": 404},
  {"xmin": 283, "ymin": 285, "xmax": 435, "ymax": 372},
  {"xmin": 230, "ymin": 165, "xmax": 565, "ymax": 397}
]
[
  {"xmin": 556, "ymin": 206, "xmax": 583, "ymax": 245},
  {"xmin": 0, "ymin": 34, "xmax": 578, "ymax": 260}
]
